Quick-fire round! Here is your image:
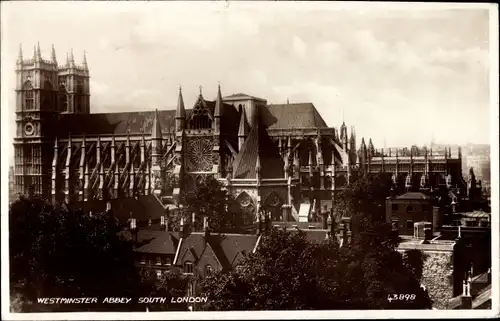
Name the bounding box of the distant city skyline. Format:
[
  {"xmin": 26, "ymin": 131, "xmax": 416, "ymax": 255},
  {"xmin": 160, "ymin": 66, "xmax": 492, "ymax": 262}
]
[{"xmin": 1, "ymin": 2, "xmax": 495, "ymax": 162}]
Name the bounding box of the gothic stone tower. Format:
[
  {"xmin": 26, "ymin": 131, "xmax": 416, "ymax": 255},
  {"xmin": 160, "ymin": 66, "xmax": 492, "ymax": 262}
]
[{"xmin": 13, "ymin": 43, "xmax": 90, "ymax": 198}]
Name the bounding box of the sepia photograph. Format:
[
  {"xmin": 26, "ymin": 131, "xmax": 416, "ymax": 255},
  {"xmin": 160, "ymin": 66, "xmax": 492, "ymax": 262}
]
[{"xmin": 1, "ymin": 1, "xmax": 498, "ymax": 320}]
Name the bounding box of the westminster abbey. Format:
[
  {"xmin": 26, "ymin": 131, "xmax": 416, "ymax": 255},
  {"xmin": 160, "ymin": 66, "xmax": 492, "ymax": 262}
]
[{"xmin": 13, "ymin": 44, "xmax": 468, "ymax": 222}]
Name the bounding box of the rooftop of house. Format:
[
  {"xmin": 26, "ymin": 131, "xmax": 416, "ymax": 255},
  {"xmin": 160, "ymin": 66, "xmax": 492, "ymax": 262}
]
[
  {"xmin": 397, "ymin": 235, "xmax": 456, "ymax": 252},
  {"xmin": 69, "ymin": 194, "xmax": 167, "ymax": 224},
  {"xmin": 395, "ymin": 192, "xmax": 431, "ymax": 200}
]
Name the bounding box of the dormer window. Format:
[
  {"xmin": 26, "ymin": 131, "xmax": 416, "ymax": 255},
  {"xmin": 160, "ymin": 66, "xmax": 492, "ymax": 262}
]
[
  {"xmin": 184, "ymin": 261, "xmax": 194, "ymax": 274},
  {"xmin": 205, "ymin": 264, "xmax": 213, "ymax": 277},
  {"xmin": 164, "ymin": 258, "xmax": 172, "ymax": 266},
  {"xmin": 140, "ymin": 256, "xmax": 146, "ymax": 265},
  {"xmin": 156, "ymin": 256, "xmax": 162, "ymax": 265}
]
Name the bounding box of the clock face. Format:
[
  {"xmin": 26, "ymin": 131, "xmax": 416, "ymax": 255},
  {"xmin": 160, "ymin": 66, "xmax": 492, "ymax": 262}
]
[{"xmin": 24, "ymin": 123, "xmax": 35, "ymax": 136}]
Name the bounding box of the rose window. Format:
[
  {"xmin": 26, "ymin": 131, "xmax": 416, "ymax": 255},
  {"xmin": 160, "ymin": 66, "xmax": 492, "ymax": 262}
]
[{"xmin": 185, "ymin": 138, "xmax": 214, "ymax": 171}]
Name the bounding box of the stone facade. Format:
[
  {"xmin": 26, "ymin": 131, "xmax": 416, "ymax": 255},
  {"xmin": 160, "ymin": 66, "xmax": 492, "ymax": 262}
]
[{"xmin": 420, "ymin": 251, "xmax": 454, "ymax": 309}]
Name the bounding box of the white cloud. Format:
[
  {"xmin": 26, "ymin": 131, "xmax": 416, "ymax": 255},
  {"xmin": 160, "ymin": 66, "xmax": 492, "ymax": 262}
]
[{"xmin": 0, "ymin": 2, "xmax": 492, "ymax": 152}]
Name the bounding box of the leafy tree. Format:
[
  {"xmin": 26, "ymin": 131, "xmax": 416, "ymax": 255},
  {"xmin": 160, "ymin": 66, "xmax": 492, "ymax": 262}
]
[
  {"xmin": 201, "ymin": 227, "xmax": 431, "ymax": 310},
  {"xmin": 139, "ymin": 268, "xmax": 189, "ymax": 311},
  {"xmin": 9, "ymin": 196, "xmax": 145, "ymax": 312},
  {"xmin": 200, "ymin": 228, "xmax": 341, "ymax": 310},
  {"xmin": 171, "ymin": 176, "xmax": 243, "ymax": 233},
  {"xmin": 200, "ymin": 173, "xmax": 433, "ymax": 310}
]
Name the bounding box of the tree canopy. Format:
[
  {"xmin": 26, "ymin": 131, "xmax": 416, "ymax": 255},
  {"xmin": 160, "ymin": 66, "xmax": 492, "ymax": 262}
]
[
  {"xmin": 201, "ymin": 173, "xmax": 433, "ymax": 310},
  {"xmin": 9, "ymin": 196, "xmax": 185, "ymax": 312},
  {"xmin": 172, "ymin": 176, "xmax": 245, "ymax": 233}
]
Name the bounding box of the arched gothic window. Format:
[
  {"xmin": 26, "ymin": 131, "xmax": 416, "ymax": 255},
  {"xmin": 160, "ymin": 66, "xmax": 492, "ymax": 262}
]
[
  {"xmin": 23, "ymin": 81, "xmax": 34, "ymax": 110},
  {"xmin": 58, "ymin": 84, "xmax": 68, "ymax": 112},
  {"xmin": 189, "ymin": 104, "xmax": 212, "ymax": 129},
  {"xmin": 42, "ymin": 80, "xmax": 53, "ymax": 111},
  {"xmin": 236, "ymin": 192, "xmax": 256, "ymax": 226},
  {"xmin": 76, "ymin": 80, "xmax": 84, "ymax": 94}
]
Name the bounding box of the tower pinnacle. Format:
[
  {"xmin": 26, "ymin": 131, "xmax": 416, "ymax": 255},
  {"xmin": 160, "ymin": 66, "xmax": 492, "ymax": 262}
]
[
  {"xmin": 214, "ymin": 83, "xmax": 223, "ymax": 118},
  {"xmin": 36, "ymin": 42, "xmax": 42, "ymax": 61},
  {"xmin": 51, "ymin": 44, "xmax": 57, "ymax": 65},
  {"xmin": 17, "ymin": 44, "xmax": 23, "ymax": 64},
  {"xmin": 175, "ymin": 86, "xmax": 186, "ymax": 131},
  {"xmin": 69, "ymin": 48, "xmax": 75, "ymax": 67},
  {"xmin": 82, "ymin": 50, "xmax": 88, "ymax": 70}
]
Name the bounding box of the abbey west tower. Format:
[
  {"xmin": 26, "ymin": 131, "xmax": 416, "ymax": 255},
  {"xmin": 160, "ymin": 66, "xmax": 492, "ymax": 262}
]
[{"xmin": 14, "ymin": 44, "xmax": 89, "ymax": 198}]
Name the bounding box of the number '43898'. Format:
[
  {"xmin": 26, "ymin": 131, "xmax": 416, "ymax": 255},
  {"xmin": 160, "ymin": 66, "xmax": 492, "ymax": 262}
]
[{"xmin": 387, "ymin": 294, "xmax": 416, "ymax": 302}]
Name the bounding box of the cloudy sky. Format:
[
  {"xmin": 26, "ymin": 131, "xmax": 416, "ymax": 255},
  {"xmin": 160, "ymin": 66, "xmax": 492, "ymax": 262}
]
[{"xmin": 1, "ymin": 2, "xmax": 495, "ymax": 160}]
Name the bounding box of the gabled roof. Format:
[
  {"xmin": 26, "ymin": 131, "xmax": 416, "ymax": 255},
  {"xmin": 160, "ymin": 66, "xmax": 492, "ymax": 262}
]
[
  {"xmin": 173, "ymin": 232, "xmax": 259, "ymax": 270},
  {"xmin": 223, "ymin": 93, "xmax": 267, "ymax": 102},
  {"xmin": 216, "ymin": 233, "xmax": 259, "ymax": 267},
  {"xmin": 58, "ymin": 110, "xmax": 178, "ymax": 136},
  {"xmin": 135, "ymin": 230, "xmax": 179, "ymax": 255},
  {"xmin": 176, "ymin": 233, "xmax": 206, "ymax": 264},
  {"xmin": 263, "ymin": 103, "xmax": 328, "ymax": 129},
  {"xmin": 70, "ymin": 194, "xmax": 166, "ymax": 223},
  {"xmin": 232, "ymin": 118, "xmax": 284, "ymax": 179}
]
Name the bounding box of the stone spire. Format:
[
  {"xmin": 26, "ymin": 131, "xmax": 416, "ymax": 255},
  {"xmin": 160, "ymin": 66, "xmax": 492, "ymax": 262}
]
[
  {"xmin": 151, "ymin": 109, "xmax": 163, "ymax": 165},
  {"xmin": 151, "ymin": 109, "xmax": 162, "ymax": 140},
  {"xmin": 368, "ymin": 138, "xmax": 375, "ymax": 156},
  {"xmin": 238, "ymin": 107, "xmax": 250, "ymax": 150},
  {"xmin": 214, "ymin": 83, "xmax": 223, "ymax": 133},
  {"xmin": 214, "ymin": 83, "xmax": 223, "ymax": 118},
  {"xmin": 17, "ymin": 44, "xmax": 23, "ymax": 64},
  {"xmin": 51, "ymin": 44, "xmax": 57, "ymax": 65},
  {"xmin": 36, "ymin": 42, "xmax": 42, "ymax": 61},
  {"xmin": 69, "ymin": 48, "xmax": 75, "ymax": 67},
  {"xmin": 175, "ymin": 86, "xmax": 186, "ymax": 131},
  {"xmin": 82, "ymin": 50, "xmax": 88, "ymax": 70}
]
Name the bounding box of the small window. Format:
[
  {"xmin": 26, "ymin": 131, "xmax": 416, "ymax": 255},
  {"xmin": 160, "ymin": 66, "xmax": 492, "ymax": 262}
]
[
  {"xmin": 205, "ymin": 264, "xmax": 213, "ymax": 277},
  {"xmin": 140, "ymin": 256, "xmax": 146, "ymax": 265},
  {"xmin": 184, "ymin": 262, "xmax": 194, "ymax": 274},
  {"xmin": 392, "ymin": 204, "xmax": 398, "ymax": 211},
  {"xmin": 406, "ymin": 205, "xmax": 413, "ymax": 213},
  {"xmin": 156, "ymin": 256, "xmax": 162, "ymax": 265},
  {"xmin": 406, "ymin": 220, "xmax": 414, "ymax": 231},
  {"xmin": 164, "ymin": 258, "xmax": 172, "ymax": 266},
  {"xmin": 391, "ymin": 220, "xmax": 399, "ymax": 230}
]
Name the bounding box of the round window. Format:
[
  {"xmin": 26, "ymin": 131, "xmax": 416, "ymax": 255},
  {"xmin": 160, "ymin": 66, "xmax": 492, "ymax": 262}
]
[{"xmin": 24, "ymin": 123, "xmax": 35, "ymax": 136}]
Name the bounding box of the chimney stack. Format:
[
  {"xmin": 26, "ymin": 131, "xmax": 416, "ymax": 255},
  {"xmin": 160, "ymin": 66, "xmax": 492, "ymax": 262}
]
[
  {"xmin": 339, "ymin": 223, "xmax": 345, "ymax": 247},
  {"xmin": 461, "ymin": 278, "xmax": 472, "ymax": 309},
  {"xmin": 179, "ymin": 216, "xmax": 186, "ymax": 239},
  {"xmin": 203, "ymin": 216, "xmax": 210, "ymax": 239}
]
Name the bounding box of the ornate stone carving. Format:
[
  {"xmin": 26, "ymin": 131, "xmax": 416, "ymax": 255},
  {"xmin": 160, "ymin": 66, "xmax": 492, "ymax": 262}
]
[{"xmin": 185, "ymin": 138, "xmax": 214, "ymax": 171}]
